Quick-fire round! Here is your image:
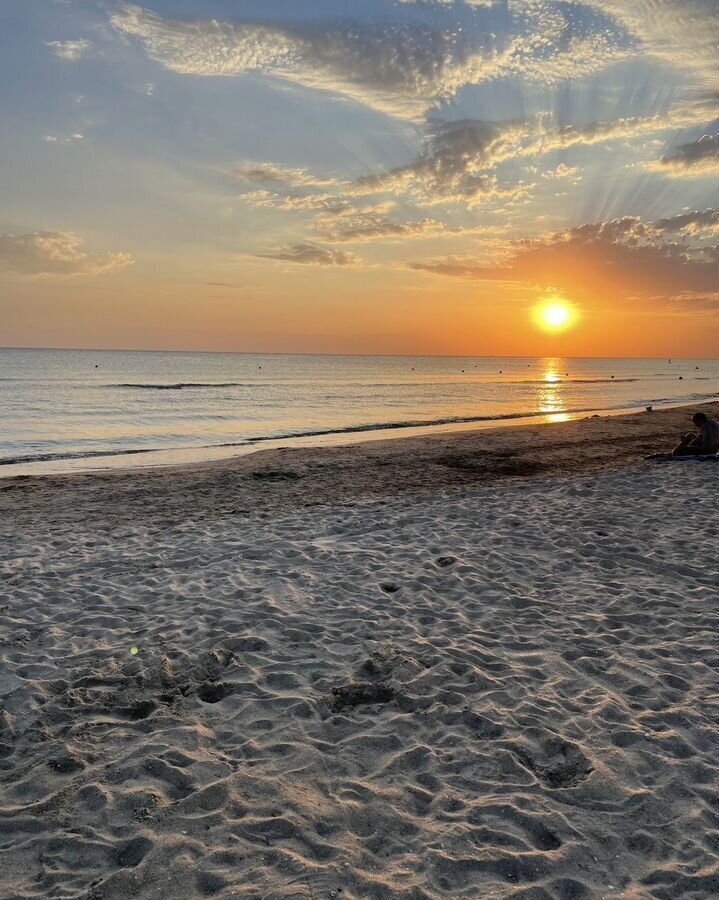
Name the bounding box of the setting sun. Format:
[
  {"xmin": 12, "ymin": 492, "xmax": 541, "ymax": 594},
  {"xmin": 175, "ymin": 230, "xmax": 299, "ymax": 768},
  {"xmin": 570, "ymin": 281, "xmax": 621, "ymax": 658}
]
[{"xmin": 534, "ymin": 299, "xmax": 578, "ymax": 333}]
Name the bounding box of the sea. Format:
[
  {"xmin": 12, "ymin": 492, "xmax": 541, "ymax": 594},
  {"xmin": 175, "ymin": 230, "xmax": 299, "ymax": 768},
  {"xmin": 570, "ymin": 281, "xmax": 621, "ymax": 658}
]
[{"xmin": 1, "ymin": 348, "xmax": 717, "ymax": 476}]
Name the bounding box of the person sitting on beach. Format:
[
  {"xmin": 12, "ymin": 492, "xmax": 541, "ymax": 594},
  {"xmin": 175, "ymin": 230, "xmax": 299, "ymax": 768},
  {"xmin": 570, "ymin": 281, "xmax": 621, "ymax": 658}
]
[{"xmin": 672, "ymin": 412, "xmax": 719, "ymax": 456}]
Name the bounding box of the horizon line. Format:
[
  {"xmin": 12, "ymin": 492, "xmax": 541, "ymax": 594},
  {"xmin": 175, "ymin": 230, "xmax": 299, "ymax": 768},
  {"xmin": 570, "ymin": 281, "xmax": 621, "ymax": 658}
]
[{"xmin": 0, "ymin": 346, "xmax": 715, "ymax": 362}]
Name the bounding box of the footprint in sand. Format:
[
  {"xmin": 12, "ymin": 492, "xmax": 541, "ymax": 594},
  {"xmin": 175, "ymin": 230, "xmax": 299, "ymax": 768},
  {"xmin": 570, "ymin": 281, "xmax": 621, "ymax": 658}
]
[
  {"xmin": 379, "ymin": 582, "xmax": 400, "ymax": 593},
  {"xmin": 326, "ymin": 681, "xmax": 395, "ymax": 713}
]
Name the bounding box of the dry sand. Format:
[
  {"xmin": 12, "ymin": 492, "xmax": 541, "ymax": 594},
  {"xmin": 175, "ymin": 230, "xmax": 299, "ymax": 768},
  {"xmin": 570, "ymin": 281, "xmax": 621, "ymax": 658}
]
[{"xmin": 0, "ymin": 404, "xmax": 718, "ymax": 899}]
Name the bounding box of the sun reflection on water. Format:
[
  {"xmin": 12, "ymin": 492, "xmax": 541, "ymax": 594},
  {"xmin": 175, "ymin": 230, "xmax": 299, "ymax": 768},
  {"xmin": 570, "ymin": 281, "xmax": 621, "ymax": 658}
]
[{"xmin": 537, "ymin": 361, "xmax": 568, "ymax": 421}]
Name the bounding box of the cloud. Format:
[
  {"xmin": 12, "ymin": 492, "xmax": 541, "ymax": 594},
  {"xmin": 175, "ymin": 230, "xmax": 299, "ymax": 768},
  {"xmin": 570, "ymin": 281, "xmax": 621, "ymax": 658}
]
[
  {"xmin": 501, "ymin": 0, "xmax": 634, "ymax": 84},
  {"xmin": 45, "ymin": 39, "xmax": 91, "ymax": 61},
  {"xmin": 353, "ymin": 119, "xmax": 537, "ymax": 205},
  {"xmin": 0, "ymin": 232, "xmax": 133, "ymax": 276},
  {"xmin": 367, "ymin": 102, "xmax": 710, "ymax": 179},
  {"xmin": 660, "ymin": 291, "xmax": 719, "ymax": 311},
  {"xmin": 543, "ymin": 162, "xmax": 580, "ymax": 180},
  {"xmin": 42, "ymin": 133, "xmax": 84, "ymax": 144},
  {"xmin": 111, "ymin": 3, "xmax": 502, "ymax": 118},
  {"xmin": 652, "ymin": 134, "xmax": 719, "ymax": 176},
  {"xmin": 351, "ymin": 101, "xmax": 716, "ymax": 205},
  {"xmin": 356, "ymin": 118, "xmax": 521, "ymax": 195},
  {"xmin": 409, "ymin": 212, "xmax": 718, "ymax": 304},
  {"xmin": 241, "ymin": 190, "xmax": 355, "ymax": 216},
  {"xmin": 256, "ymin": 242, "xmax": 359, "ymax": 265},
  {"xmin": 240, "ymin": 180, "xmax": 443, "ymax": 244},
  {"xmin": 111, "ymin": 3, "xmax": 632, "ymax": 119},
  {"xmin": 234, "ymin": 163, "xmax": 336, "ymax": 189},
  {"xmin": 652, "ymin": 208, "xmax": 719, "ymax": 235},
  {"xmin": 317, "ymin": 213, "xmax": 443, "ymax": 243},
  {"xmin": 587, "ymin": 0, "xmax": 719, "ymax": 87}
]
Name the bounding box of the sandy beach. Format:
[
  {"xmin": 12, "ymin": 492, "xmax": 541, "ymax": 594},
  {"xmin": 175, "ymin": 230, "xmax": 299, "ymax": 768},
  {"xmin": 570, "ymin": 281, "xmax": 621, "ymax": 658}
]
[{"xmin": 1, "ymin": 404, "xmax": 718, "ymax": 900}]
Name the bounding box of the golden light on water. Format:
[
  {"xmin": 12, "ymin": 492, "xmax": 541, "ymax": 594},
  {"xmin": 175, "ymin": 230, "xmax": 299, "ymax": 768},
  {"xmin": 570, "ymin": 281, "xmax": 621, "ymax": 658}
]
[
  {"xmin": 533, "ymin": 298, "xmax": 578, "ymax": 333},
  {"xmin": 537, "ymin": 359, "xmax": 568, "ymax": 422}
]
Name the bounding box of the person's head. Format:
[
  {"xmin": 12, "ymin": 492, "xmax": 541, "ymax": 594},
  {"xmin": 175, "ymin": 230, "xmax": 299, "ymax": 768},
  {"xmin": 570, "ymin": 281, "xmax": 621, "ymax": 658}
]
[{"xmin": 692, "ymin": 412, "xmax": 707, "ymax": 427}]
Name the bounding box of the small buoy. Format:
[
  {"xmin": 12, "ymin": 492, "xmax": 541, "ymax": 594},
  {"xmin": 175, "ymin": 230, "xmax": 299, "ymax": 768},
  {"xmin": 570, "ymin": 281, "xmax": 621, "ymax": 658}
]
[
  {"xmin": 130, "ymin": 646, "xmax": 140, "ymax": 656},
  {"xmin": 611, "ymin": 375, "xmax": 614, "ymax": 379},
  {"xmin": 499, "ymin": 370, "xmax": 502, "ymax": 374},
  {"xmin": 645, "ymin": 405, "xmax": 653, "ymax": 412},
  {"xmin": 679, "ymin": 376, "xmax": 683, "ymax": 380}
]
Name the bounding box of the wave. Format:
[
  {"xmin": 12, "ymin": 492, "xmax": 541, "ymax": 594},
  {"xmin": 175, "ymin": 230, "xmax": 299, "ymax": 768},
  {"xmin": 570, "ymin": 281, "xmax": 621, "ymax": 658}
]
[
  {"xmin": 3, "ymin": 394, "xmax": 716, "ymax": 469},
  {"xmin": 109, "ymin": 382, "xmax": 259, "ymax": 390},
  {"xmin": 0, "ymin": 447, "xmax": 161, "ymax": 466},
  {"xmin": 216, "ymin": 401, "xmax": 662, "ymax": 445},
  {"xmin": 108, "ymin": 377, "xmax": 643, "ymax": 391}
]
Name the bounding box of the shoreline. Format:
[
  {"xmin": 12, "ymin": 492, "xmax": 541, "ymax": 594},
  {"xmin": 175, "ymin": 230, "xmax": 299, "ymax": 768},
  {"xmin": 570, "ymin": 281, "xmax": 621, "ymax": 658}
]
[
  {"xmin": 1, "ymin": 396, "xmax": 716, "ymax": 480},
  {"xmin": 3, "ymin": 401, "xmax": 717, "ymax": 531}
]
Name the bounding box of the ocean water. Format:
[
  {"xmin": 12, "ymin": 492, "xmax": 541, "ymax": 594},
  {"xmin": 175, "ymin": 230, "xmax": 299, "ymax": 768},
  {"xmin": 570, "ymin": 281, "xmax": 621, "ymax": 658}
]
[{"xmin": 0, "ymin": 349, "xmax": 717, "ymax": 475}]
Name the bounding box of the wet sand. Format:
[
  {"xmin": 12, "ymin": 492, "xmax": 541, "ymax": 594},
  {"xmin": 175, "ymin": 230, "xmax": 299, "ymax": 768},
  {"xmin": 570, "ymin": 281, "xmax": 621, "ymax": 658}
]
[{"xmin": 3, "ymin": 402, "xmax": 718, "ymax": 529}]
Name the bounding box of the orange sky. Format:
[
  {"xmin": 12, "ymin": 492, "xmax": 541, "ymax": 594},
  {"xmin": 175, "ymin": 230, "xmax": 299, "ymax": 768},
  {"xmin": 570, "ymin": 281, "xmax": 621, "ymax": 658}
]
[
  {"xmin": 3, "ymin": 264, "xmax": 716, "ymax": 358},
  {"xmin": 1, "ymin": 1, "xmax": 717, "ymax": 358}
]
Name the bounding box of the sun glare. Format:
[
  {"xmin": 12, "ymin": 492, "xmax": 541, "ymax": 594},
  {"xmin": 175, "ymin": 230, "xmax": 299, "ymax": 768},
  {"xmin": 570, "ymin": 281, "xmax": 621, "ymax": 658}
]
[{"xmin": 534, "ymin": 298, "xmax": 577, "ymax": 333}]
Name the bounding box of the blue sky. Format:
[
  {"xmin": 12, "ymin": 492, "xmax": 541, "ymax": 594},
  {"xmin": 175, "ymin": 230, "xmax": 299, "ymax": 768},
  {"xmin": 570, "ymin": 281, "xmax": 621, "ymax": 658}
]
[{"xmin": 0, "ymin": 1, "xmax": 717, "ymax": 355}]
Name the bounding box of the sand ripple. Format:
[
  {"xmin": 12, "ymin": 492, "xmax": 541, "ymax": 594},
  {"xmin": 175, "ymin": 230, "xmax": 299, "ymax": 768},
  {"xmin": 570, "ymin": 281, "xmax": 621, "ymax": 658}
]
[{"xmin": 1, "ymin": 464, "xmax": 717, "ymax": 898}]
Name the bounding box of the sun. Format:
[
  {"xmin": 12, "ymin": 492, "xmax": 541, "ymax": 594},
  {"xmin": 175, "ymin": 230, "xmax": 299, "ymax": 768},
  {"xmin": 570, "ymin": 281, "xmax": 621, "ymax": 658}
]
[{"xmin": 533, "ymin": 297, "xmax": 578, "ymax": 333}]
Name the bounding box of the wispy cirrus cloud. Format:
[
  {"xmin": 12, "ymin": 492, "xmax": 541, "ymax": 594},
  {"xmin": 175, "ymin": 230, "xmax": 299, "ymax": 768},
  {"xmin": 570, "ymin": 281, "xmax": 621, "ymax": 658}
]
[
  {"xmin": 414, "ymin": 0, "xmax": 718, "ymax": 88},
  {"xmin": 45, "ymin": 39, "xmax": 91, "ymax": 61},
  {"xmin": 317, "ymin": 212, "xmax": 444, "ymax": 243},
  {"xmin": 0, "ymin": 232, "xmax": 133, "ymax": 276},
  {"xmin": 256, "ymin": 242, "xmax": 359, "ymax": 266},
  {"xmin": 233, "ymin": 163, "xmax": 337, "ymax": 189},
  {"xmin": 42, "ymin": 133, "xmax": 84, "ymax": 144},
  {"xmin": 241, "ymin": 185, "xmax": 446, "ymax": 244},
  {"xmin": 241, "ymin": 190, "xmax": 357, "ymax": 217},
  {"xmin": 110, "ymin": 3, "xmax": 633, "ymax": 119},
  {"xmin": 354, "ymin": 104, "xmax": 716, "ymax": 204},
  {"xmin": 587, "ymin": 0, "xmax": 719, "ymax": 87},
  {"xmin": 353, "ymin": 118, "xmax": 528, "ymax": 203}
]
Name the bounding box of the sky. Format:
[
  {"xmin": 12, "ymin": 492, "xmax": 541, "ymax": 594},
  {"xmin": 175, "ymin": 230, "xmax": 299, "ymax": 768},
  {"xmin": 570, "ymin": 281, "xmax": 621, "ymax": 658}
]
[{"xmin": 0, "ymin": 0, "xmax": 717, "ymax": 357}]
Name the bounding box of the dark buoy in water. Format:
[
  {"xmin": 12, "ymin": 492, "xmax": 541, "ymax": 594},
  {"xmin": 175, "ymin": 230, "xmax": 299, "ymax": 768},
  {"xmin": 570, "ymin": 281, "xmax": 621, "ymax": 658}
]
[
  {"xmin": 679, "ymin": 376, "xmax": 683, "ymax": 380},
  {"xmin": 611, "ymin": 375, "xmax": 614, "ymax": 379},
  {"xmin": 645, "ymin": 405, "xmax": 653, "ymax": 412},
  {"xmin": 94, "ymin": 364, "xmax": 98, "ymax": 368},
  {"xmin": 499, "ymin": 370, "xmax": 502, "ymax": 374}
]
